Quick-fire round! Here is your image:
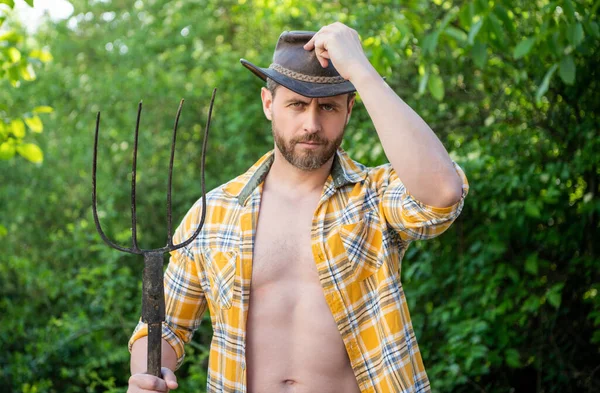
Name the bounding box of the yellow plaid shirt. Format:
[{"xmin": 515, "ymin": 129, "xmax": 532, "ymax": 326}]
[{"xmin": 129, "ymin": 148, "xmax": 469, "ymax": 393}]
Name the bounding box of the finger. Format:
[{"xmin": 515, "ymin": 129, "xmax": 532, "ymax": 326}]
[
  {"xmin": 312, "ymin": 36, "xmax": 330, "ymax": 68},
  {"xmin": 304, "ymin": 26, "xmax": 327, "ymax": 50},
  {"xmin": 316, "ymin": 48, "xmax": 329, "ymax": 68},
  {"xmin": 303, "ymin": 36, "xmax": 315, "ymax": 50},
  {"xmin": 162, "ymin": 368, "xmax": 179, "ymax": 390},
  {"xmin": 129, "ymin": 374, "xmax": 168, "ymax": 392},
  {"xmin": 127, "ymin": 388, "xmax": 167, "ymax": 393}
]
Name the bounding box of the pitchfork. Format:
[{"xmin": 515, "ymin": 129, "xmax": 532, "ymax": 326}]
[{"xmin": 92, "ymin": 89, "xmax": 216, "ymax": 378}]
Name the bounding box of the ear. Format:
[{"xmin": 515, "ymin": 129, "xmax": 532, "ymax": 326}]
[{"xmin": 261, "ymin": 87, "xmax": 273, "ymax": 121}]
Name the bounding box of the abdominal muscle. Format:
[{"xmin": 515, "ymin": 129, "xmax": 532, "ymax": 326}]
[{"xmin": 245, "ymin": 277, "xmax": 361, "ymax": 393}]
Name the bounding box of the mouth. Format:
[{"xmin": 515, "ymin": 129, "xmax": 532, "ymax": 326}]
[{"xmin": 297, "ymin": 142, "xmax": 324, "ymax": 148}]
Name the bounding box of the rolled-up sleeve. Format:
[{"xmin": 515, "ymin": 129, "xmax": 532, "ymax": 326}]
[
  {"xmin": 128, "ymin": 203, "xmax": 208, "ymax": 370},
  {"xmin": 374, "ymin": 160, "xmax": 469, "ymax": 241}
]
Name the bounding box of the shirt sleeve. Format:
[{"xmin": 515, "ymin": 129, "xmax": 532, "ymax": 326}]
[
  {"xmin": 373, "ymin": 160, "xmax": 469, "ymax": 241},
  {"xmin": 128, "ymin": 202, "xmax": 208, "ymax": 370}
]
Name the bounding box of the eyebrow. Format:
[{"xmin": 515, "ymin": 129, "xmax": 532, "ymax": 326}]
[
  {"xmin": 284, "ymin": 98, "xmax": 310, "ymax": 104},
  {"xmin": 320, "ymin": 100, "xmax": 341, "ymax": 107},
  {"xmin": 284, "ymin": 98, "xmax": 341, "ymax": 106}
]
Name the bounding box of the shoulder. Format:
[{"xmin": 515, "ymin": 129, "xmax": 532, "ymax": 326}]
[{"xmin": 342, "ymin": 150, "xmax": 395, "ymax": 186}]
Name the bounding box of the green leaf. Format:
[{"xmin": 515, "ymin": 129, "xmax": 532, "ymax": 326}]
[
  {"xmin": 0, "ymin": 141, "xmax": 16, "ymax": 160},
  {"xmin": 487, "ymin": 13, "xmax": 505, "ymax": 47},
  {"xmin": 444, "ymin": 26, "xmax": 467, "ymax": 43},
  {"xmin": 10, "ymin": 119, "xmax": 25, "ymax": 138},
  {"xmin": 33, "ymin": 106, "xmax": 54, "ymax": 114},
  {"xmin": 29, "ymin": 49, "xmax": 53, "ymax": 63},
  {"xmin": 475, "ymin": 0, "xmax": 488, "ymax": 12},
  {"xmin": 468, "ymin": 19, "xmax": 483, "ymax": 45},
  {"xmin": 525, "ymin": 199, "xmax": 541, "ymax": 218},
  {"xmin": 24, "ymin": 116, "xmax": 43, "ymax": 133},
  {"xmin": 0, "ymin": 30, "xmax": 18, "ymax": 42},
  {"xmin": 439, "ymin": 7, "xmax": 458, "ymax": 30},
  {"xmin": 536, "ymin": 64, "xmax": 558, "ymax": 104},
  {"xmin": 0, "ymin": 0, "xmax": 15, "ymax": 8},
  {"xmin": 547, "ymin": 291, "xmax": 561, "ymax": 309},
  {"xmin": 16, "ymin": 143, "xmax": 43, "ymax": 163},
  {"xmin": 8, "ymin": 47, "xmax": 21, "ymax": 63},
  {"xmin": 418, "ymin": 70, "xmax": 429, "ymax": 95},
  {"xmin": 513, "ymin": 38, "xmax": 535, "ymax": 59},
  {"xmin": 0, "ymin": 224, "xmax": 7, "ymax": 238},
  {"xmin": 547, "ymin": 283, "xmax": 564, "ymax": 309},
  {"xmin": 8, "ymin": 66, "xmax": 20, "ymax": 86},
  {"xmin": 563, "ymin": 0, "xmax": 576, "ymax": 22},
  {"xmin": 494, "ymin": 5, "xmax": 515, "ymax": 35},
  {"xmin": 525, "ymin": 253, "xmax": 538, "ymax": 275},
  {"xmin": 522, "ymin": 295, "xmax": 541, "ymax": 312},
  {"xmin": 567, "ymin": 23, "xmax": 584, "ymax": 47},
  {"xmin": 458, "ymin": 2, "xmax": 474, "ymax": 28},
  {"xmin": 19, "ymin": 64, "xmax": 36, "ymax": 81},
  {"xmin": 505, "ymin": 348, "xmax": 521, "ymax": 368},
  {"xmin": 421, "ymin": 31, "xmax": 440, "ymax": 55},
  {"xmin": 24, "ymin": 0, "xmax": 34, "ymax": 6},
  {"xmin": 584, "ymin": 20, "xmax": 600, "ymax": 39},
  {"xmin": 428, "ymin": 74, "xmax": 445, "ymax": 101},
  {"xmin": 472, "ymin": 41, "xmax": 487, "ymax": 68},
  {"xmin": 548, "ymin": 31, "xmax": 563, "ymax": 57},
  {"xmin": 559, "ymin": 55, "xmax": 576, "ymax": 85}
]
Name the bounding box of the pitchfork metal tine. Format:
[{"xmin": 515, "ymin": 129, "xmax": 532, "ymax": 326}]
[
  {"xmin": 131, "ymin": 101, "xmax": 142, "ymax": 252},
  {"xmin": 92, "ymin": 111, "xmax": 136, "ymax": 254},
  {"xmin": 93, "ymin": 90, "xmax": 216, "ymax": 255},
  {"xmin": 170, "ymin": 88, "xmax": 216, "ymax": 251},
  {"xmin": 167, "ymin": 99, "xmax": 184, "ymax": 246}
]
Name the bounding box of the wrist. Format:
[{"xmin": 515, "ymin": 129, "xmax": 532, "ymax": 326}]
[{"xmin": 348, "ymin": 63, "xmax": 381, "ymax": 89}]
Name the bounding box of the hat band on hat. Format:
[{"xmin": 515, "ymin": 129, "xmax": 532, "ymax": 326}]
[{"xmin": 269, "ymin": 63, "xmax": 346, "ymax": 84}]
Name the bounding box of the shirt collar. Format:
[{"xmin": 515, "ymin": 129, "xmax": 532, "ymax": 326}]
[{"xmin": 223, "ymin": 148, "xmax": 367, "ymax": 205}]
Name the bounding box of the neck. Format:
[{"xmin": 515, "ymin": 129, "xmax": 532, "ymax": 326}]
[{"xmin": 265, "ymin": 148, "xmax": 334, "ymax": 195}]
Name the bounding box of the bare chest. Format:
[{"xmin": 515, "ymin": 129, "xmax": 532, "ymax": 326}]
[{"xmin": 252, "ymin": 192, "xmax": 319, "ymax": 286}]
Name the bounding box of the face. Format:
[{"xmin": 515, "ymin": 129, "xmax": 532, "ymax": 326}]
[{"xmin": 261, "ymin": 85, "xmax": 354, "ymax": 171}]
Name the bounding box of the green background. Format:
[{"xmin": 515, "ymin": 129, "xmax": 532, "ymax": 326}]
[{"xmin": 1, "ymin": 0, "xmax": 599, "ymax": 391}]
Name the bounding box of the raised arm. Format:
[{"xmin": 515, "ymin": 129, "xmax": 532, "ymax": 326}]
[{"xmin": 304, "ymin": 22, "xmax": 464, "ymax": 208}]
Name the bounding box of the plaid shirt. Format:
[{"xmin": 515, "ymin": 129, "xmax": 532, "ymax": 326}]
[{"xmin": 129, "ymin": 148, "xmax": 469, "ymax": 393}]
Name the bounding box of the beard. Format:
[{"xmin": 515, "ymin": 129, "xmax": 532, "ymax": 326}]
[{"xmin": 272, "ymin": 118, "xmax": 345, "ymax": 171}]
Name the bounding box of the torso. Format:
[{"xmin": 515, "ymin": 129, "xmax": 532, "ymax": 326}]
[{"xmin": 245, "ymin": 183, "xmax": 361, "ymax": 393}]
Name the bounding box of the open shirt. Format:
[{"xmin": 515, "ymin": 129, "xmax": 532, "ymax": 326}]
[{"xmin": 129, "ymin": 148, "xmax": 469, "ymax": 393}]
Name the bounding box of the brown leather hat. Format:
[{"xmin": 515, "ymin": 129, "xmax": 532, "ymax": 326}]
[{"xmin": 240, "ymin": 30, "xmax": 357, "ymax": 98}]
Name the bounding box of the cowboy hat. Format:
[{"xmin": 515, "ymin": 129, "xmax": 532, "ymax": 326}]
[{"xmin": 240, "ymin": 30, "xmax": 357, "ymax": 98}]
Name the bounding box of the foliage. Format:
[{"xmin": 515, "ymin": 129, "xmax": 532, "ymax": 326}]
[
  {"xmin": 0, "ymin": 1, "xmax": 53, "ymax": 164},
  {"xmin": 0, "ymin": 0, "xmax": 598, "ymax": 392}
]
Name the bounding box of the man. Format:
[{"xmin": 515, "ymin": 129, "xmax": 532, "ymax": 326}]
[{"xmin": 128, "ymin": 22, "xmax": 468, "ymax": 393}]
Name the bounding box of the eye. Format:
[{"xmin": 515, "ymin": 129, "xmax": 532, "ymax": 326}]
[
  {"xmin": 289, "ymin": 102, "xmax": 305, "ymax": 108},
  {"xmin": 320, "ymin": 104, "xmax": 335, "ymax": 112}
]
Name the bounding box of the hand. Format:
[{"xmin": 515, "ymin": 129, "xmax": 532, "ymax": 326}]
[
  {"xmin": 127, "ymin": 367, "xmax": 178, "ymax": 392},
  {"xmin": 303, "ymin": 22, "xmax": 375, "ymax": 82}
]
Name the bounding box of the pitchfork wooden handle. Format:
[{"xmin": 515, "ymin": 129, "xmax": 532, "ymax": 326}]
[{"xmin": 142, "ymin": 252, "xmax": 166, "ymax": 377}]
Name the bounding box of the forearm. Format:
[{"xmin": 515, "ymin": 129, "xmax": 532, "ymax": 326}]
[
  {"xmin": 130, "ymin": 336, "xmax": 178, "ymax": 375},
  {"xmin": 351, "ymin": 66, "xmax": 463, "ymax": 207}
]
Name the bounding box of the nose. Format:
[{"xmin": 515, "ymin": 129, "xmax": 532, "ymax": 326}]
[{"xmin": 302, "ymin": 104, "xmax": 322, "ymax": 134}]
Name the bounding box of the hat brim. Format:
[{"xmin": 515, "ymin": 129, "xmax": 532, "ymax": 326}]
[{"xmin": 240, "ymin": 58, "xmax": 357, "ymax": 98}]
